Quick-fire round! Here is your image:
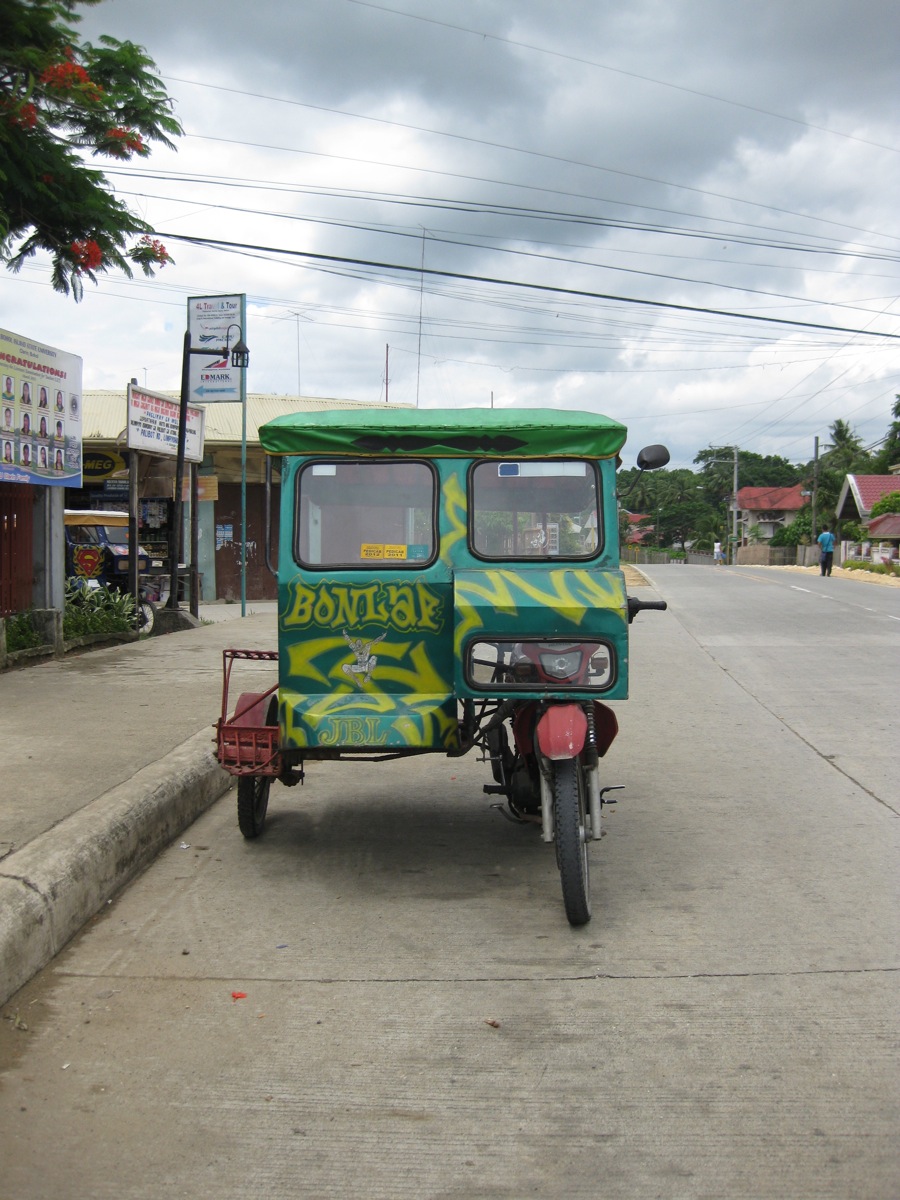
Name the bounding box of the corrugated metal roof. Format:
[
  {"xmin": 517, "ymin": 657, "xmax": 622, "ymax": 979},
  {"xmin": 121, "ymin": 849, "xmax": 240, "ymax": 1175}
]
[{"xmin": 82, "ymin": 391, "xmax": 408, "ymax": 444}]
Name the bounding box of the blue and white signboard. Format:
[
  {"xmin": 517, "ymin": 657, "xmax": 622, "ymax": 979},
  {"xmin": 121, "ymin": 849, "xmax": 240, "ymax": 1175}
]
[
  {"xmin": 187, "ymin": 294, "xmax": 247, "ymax": 403},
  {"xmin": 0, "ymin": 326, "xmax": 82, "ymax": 486}
]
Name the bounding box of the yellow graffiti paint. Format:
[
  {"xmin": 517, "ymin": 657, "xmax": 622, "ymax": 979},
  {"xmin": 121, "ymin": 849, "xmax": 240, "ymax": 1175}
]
[{"xmin": 283, "ymin": 578, "xmax": 445, "ymax": 634}]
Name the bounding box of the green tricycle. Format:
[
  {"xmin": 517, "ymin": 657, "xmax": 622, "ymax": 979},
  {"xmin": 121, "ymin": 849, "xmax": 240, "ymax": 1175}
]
[{"xmin": 215, "ymin": 408, "xmax": 668, "ymax": 925}]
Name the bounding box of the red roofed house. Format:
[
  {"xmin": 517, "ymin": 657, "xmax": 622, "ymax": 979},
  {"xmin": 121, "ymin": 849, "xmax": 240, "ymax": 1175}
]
[
  {"xmin": 735, "ymin": 483, "xmax": 806, "ymax": 542},
  {"xmin": 624, "ymin": 511, "xmax": 655, "ymax": 545},
  {"xmin": 835, "ymin": 474, "xmax": 900, "ymax": 523},
  {"xmin": 836, "ymin": 473, "xmax": 900, "ymax": 563}
]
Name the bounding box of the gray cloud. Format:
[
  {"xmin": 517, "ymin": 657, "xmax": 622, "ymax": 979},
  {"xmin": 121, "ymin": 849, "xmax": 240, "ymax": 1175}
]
[{"xmin": 1, "ymin": 0, "xmax": 895, "ymax": 468}]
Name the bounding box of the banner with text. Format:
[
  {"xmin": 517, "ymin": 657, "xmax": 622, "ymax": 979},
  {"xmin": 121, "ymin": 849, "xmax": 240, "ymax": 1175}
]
[
  {"xmin": 126, "ymin": 383, "xmax": 205, "ymax": 462},
  {"xmin": 0, "ymin": 327, "xmax": 83, "ymax": 486}
]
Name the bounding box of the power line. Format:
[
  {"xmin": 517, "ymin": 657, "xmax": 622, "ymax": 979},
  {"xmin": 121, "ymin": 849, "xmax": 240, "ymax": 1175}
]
[{"xmin": 159, "ymin": 230, "xmax": 900, "ymax": 342}]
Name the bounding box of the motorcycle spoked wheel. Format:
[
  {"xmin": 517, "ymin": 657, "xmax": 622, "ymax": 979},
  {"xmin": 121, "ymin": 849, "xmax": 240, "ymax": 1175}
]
[
  {"xmin": 138, "ymin": 600, "xmax": 156, "ymax": 634},
  {"xmin": 551, "ymin": 758, "xmax": 592, "ymax": 926}
]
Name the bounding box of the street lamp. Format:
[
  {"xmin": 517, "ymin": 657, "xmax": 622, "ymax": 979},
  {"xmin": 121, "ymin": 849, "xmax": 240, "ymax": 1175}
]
[
  {"xmin": 168, "ymin": 327, "xmax": 250, "ymax": 611},
  {"xmin": 223, "ymin": 324, "xmax": 251, "ymax": 616}
]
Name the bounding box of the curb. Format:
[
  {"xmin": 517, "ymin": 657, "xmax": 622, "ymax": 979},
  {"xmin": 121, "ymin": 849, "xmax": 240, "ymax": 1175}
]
[{"xmin": 0, "ymin": 730, "xmax": 231, "ymax": 1007}]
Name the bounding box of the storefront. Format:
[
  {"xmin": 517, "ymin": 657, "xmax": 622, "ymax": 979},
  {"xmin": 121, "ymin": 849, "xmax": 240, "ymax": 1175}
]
[{"xmin": 77, "ymin": 392, "xmax": 398, "ymax": 601}]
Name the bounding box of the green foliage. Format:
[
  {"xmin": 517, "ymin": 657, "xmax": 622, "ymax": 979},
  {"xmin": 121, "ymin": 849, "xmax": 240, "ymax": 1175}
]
[
  {"xmin": 872, "ymin": 397, "xmax": 900, "ymax": 473},
  {"xmin": 0, "ymin": 0, "xmax": 182, "ymax": 298},
  {"xmin": 842, "ymin": 559, "xmax": 900, "ymax": 578},
  {"xmin": 63, "ymin": 578, "xmax": 134, "ymax": 637},
  {"xmin": 869, "ymin": 491, "xmax": 900, "ymax": 518},
  {"xmin": 770, "ymin": 508, "xmax": 813, "ymax": 546},
  {"xmin": 694, "ymin": 446, "xmax": 802, "ymax": 495},
  {"xmin": 4, "ymin": 609, "xmax": 44, "ymax": 651},
  {"xmin": 840, "ymin": 520, "xmax": 866, "ymax": 542},
  {"xmin": 616, "ymin": 400, "xmax": 900, "ymax": 553}
]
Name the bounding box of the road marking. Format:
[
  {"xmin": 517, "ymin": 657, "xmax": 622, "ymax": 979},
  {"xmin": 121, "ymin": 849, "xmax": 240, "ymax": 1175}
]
[{"xmin": 790, "ymin": 586, "xmax": 811, "ymax": 593}]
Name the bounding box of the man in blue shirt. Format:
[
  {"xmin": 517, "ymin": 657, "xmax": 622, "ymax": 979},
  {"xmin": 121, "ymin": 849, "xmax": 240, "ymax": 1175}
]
[{"xmin": 817, "ymin": 526, "xmax": 836, "ymax": 576}]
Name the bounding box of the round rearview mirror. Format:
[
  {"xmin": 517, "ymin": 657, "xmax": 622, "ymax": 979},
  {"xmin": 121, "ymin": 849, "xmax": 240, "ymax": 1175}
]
[{"xmin": 636, "ymin": 444, "xmax": 670, "ymax": 471}]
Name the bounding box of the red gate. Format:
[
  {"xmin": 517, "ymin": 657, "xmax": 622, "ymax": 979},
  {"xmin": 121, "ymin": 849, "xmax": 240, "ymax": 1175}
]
[{"xmin": 0, "ymin": 483, "xmax": 34, "ymax": 616}]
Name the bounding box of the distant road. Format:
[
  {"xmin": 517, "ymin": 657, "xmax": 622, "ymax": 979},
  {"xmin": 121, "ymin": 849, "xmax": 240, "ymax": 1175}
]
[{"xmin": 637, "ymin": 564, "xmax": 900, "ymax": 809}]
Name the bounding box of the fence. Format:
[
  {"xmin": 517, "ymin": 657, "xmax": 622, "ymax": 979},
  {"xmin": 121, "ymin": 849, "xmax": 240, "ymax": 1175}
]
[{"xmin": 626, "ymin": 545, "xmax": 825, "ymax": 567}]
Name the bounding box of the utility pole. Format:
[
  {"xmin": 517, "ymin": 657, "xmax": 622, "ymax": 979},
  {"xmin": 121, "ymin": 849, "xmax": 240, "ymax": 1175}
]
[
  {"xmin": 732, "ymin": 445, "xmax": 739, "ymax": 563},
  {"xmin": 811, "ymin": 436, "xmax": 819, "ymax": 540}
]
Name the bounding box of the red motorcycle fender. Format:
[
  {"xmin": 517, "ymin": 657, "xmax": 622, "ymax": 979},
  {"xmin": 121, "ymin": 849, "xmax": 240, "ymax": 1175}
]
[{"xmin": 536, "ymin": 704, "xmax": 588, "ymax": 761}]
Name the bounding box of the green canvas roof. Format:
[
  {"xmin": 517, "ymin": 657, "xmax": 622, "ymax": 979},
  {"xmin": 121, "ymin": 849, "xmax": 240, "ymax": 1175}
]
[{"xmin": 258, "ymin": 407, "xmax": 627, "ymax": 460}]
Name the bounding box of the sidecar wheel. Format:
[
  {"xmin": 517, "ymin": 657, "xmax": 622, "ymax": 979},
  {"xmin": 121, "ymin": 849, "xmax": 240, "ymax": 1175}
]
[
  {"xmin": 552, "ymin": 758, "xmax": 592, "ymax": 926},
  {"xmin": 237, "ymin": 775, "xmax": 271, "ymax": 839}
]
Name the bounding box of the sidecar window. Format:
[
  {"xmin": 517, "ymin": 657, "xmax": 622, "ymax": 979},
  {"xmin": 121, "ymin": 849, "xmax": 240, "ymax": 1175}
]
[
  {"xmin": 296, "ymin": 459, "xmax": 436, "ymax": 567},
  {"xmin": 470, "ymin": 460, "xmax": 600, "ymax": 559}
]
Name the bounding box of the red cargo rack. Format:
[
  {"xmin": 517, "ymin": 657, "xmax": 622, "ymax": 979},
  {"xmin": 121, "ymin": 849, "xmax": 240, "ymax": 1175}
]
[{"xmin": 214, "ymin": 649, "xmax": 282, "ymax": 777}]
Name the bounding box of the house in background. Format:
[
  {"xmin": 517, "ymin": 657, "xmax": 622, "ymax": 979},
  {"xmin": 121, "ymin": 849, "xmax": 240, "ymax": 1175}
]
[
  {"xmin": 623, "ymin": 511, "xmax": 655, "ymax": 545},
  {"xmin": 836, "ymin": 472, "xmax": 900, "ymax": 563},
  {"xmin": 835, "ymin": 473, "xmax": 900, "ymax": 525},
  {"xmin": 734, "ymin": 484, "xmax": 806, "ymax": 542}
]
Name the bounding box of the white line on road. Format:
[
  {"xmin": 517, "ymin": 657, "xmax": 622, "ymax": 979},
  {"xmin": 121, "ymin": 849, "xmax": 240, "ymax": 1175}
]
[{"xmin": 790, "ymin": 586, "xmax": 811, "ymax": 593}]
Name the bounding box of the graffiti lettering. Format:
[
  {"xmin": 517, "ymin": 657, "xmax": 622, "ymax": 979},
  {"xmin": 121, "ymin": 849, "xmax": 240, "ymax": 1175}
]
[
  {"xmin": 318, "ymin": 716, "xmax": 389, "ymax": 746},
  {"xmin": 285, "ymin": 579, "xmax": 444, "ymax": 634}
]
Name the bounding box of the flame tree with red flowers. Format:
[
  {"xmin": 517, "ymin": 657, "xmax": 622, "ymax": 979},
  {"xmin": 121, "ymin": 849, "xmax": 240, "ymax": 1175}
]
[{"xmin": 0, "ymin": 0, "xmax": 182, "ymax": 299}]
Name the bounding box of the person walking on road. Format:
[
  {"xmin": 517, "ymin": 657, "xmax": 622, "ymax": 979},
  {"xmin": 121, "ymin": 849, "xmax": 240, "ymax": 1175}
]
[
  {"xmin": 817, "ymin": 526, "xmax": 836, "ymax": 576},
  {"xmin": 713, "ymin": 540, "xmax": 724, "ymax": 565}
]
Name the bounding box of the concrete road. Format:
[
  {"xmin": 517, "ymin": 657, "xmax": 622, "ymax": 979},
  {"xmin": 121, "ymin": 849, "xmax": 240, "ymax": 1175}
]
[{"xmin": 2, "ymin": 568, "xmax": 897, "ymax": 1199}]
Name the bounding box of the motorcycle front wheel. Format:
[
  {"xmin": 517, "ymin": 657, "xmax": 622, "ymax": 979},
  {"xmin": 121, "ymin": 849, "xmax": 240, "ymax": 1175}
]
[
  {"xmin": 552, "ymin": 758, "xmax": 592, "ymax": 926},
  {"xmin": 138, "ymin": 599, "xmax": 156, "ymax": 634}
]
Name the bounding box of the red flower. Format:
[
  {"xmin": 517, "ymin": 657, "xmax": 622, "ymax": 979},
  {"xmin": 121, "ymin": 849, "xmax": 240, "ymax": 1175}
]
[
  {"xmin": 41, "ymin": 61, "xmax": 90, "ymax": 88},
  {"xmin": 70, "ymin": 239, "xmax": 103, "ymax": 272},
  {"xmin": 8, "ymin": 102, "xmax": 38, "ymax": 129},
  {"xmin": 40, "ymin": 60, "xmax": 103, "ymax": 101},
  {"xmin": 104, "ymin": 127, "xmax": 147, "ymax": 158},
  {"xmin": 131, "ymin": 235, "xmax": 173, "ymax": 269}
]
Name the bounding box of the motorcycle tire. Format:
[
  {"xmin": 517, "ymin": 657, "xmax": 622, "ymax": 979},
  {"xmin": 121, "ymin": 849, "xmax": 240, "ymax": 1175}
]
[
  {"xmin": 138, "ymin": 600, "xmax": 157, "ymax": 634},
  {"xmin": 552, "ymin": 758, "xmax": 592, "ymax": 926}
]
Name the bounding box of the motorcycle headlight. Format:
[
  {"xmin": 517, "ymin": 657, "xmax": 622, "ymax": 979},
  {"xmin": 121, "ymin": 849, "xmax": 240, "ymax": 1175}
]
[{"xmin": 538, "ymin": 649, "xmax": 583, "ymax": 679}]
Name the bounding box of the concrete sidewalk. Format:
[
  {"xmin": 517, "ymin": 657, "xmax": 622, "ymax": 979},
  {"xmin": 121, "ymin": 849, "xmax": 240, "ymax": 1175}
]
[{"xmin": 0, "ymin": 613, "xmax": 279, "ymax": 1005}]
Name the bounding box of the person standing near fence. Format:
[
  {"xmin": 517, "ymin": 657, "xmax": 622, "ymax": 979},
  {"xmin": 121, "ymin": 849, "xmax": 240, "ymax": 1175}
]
[
  {"xmin": 714, "ymin": 540, "xmax": 724, "ymax": 565},
  {"xmin": 817, "ymin": 526, "xmax": 835, "ymax": 577}
]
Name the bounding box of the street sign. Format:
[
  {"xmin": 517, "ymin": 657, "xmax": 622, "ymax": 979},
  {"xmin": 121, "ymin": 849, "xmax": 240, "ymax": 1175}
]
[
  {"xmin": 126, "ymin": 383, "xmax": 205, "ymax": 462},
  {"xmin": 187, "ymin": 295, "xmax": 246, "ymax": 403}
]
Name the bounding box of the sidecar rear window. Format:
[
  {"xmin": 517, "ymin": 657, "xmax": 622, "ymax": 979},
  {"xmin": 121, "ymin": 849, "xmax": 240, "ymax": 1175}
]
[
  {"xmin": 470, "ymin": 460, "xmax": 601, "ymax": 559},
  {"xmin": 296, "ymin": 459, "xmax": 436, "ymax": 567}
]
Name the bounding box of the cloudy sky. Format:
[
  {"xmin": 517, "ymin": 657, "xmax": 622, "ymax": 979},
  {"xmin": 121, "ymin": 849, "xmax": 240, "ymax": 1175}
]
[{"xmin": 4, "ymin": 0, "xmax": 900, "ymax": 468}]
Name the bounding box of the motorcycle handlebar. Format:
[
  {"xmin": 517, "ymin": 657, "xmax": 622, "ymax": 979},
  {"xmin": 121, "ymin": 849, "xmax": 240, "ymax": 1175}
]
[{"xmin": 626, "ymin": 596, "xmax": 668, "ymax": 624}]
